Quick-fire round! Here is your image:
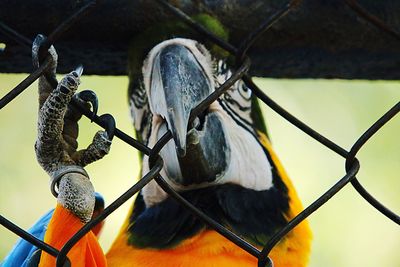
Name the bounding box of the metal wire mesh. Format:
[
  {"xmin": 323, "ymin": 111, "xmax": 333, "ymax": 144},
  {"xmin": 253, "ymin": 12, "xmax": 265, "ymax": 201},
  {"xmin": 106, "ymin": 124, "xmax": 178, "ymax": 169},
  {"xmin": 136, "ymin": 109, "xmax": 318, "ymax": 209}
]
[{"xmin": 0, "ymin": 0, "xmax": 399, "ymax": 266}]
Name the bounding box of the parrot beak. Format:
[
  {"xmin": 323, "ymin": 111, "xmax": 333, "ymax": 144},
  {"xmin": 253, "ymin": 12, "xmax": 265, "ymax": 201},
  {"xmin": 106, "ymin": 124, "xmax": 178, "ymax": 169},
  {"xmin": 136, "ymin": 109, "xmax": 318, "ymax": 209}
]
[
  {"xmin": 149, "ymin": 44, "xmax": 212, "ymax": 157},
  {"xmin": 145, "ymin": 40, "xmax": 230, "ymax": 187}
]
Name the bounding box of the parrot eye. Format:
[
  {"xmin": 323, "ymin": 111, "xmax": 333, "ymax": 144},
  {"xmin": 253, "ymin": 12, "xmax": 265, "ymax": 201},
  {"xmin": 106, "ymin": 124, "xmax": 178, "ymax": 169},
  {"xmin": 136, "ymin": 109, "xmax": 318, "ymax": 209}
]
[
  {"xmin": 222, "ymin": 79, "xmax": 251, "ymax": 113},
  {"xmin": 238, "ymin": 83, "xmax": 252, "ymax": 101},
  {"xmin": 214, "ymin": 59, "xmax": 252, "ymax": 119}
]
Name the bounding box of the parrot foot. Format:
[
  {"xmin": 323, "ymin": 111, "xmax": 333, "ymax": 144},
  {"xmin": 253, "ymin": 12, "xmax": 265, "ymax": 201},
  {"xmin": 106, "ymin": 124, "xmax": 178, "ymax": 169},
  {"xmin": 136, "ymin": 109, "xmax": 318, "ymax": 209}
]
[{"xmin": 34, "ymin": 65, "xmax": 113, "ymax": 222}]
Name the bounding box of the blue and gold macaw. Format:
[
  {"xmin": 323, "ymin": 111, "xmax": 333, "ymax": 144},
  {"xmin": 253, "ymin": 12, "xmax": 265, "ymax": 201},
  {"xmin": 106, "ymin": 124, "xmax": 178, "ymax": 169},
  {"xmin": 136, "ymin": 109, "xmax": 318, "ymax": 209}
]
[{"xmin": 2, "ymin": 16, "xmax": 311, "ymax": 267}]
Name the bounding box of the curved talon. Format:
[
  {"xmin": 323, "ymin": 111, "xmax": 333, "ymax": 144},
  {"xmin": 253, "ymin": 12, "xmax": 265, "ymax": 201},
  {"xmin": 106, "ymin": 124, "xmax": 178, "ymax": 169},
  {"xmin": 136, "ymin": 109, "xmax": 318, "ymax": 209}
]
[
  {"xmin": 73, "ymin": 64, "xmax": 84, "ymax": 78},
  {"xmin": 99, "ymin": 113, "xmax": 116, "ymax": 140},
  {"xmin": 32, "ymin": 34, "xmax": 47, "ymax": 68},
  {"xmin": 73, "ymin": 90, "xmax": 98, "ymax": 122},
  {"xmin": 32, "ymin": 34, "xmax": 59, "ymax": 88}
]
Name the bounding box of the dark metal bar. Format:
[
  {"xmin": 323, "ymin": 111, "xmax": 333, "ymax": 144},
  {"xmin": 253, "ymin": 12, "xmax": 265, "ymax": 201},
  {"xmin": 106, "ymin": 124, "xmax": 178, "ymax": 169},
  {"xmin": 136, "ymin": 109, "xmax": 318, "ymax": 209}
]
[
  {"xmin": 0, "ymin": 215, "xmax": 60, "ymax": 259},
  {"xmin": 236, "ymin": 0, "xmax": 297, "ymax": 63},
  {"xmin": 71, "ymin": 99, "xmax": 152, "ymax": 155},
  {"xmin": 149, "ymin": 131, "xmax": 261, "ymax": 258},
  {"xmin": 36, "ymin": 0, "xmax": 98, "ymax": 65},
  {"xmin": 344, "ymin": 0, "xmax": 400, "ymax": 41},
  {"xmin": 159, "ymin": 0, "xmax": 349, "ymax": 160},
  {"xmin": 155, "ymin": 0, "xmax": 237, "ymax": 54},
  {"xmin": 244, "ymin": 76, "xmax": 349, "ymax": 158},
  {"xmin": 258, "ymin": 160, "xmax": 360, "ymax": 267},
  {"xmin": 44, "ymin": 1, "xmax": 98, "ymax": 50},
  {"xmin": 0, "ymin": 21, "xmax": 31, "ymax": 47},
  {"xmin": 0, "ymin": 57, "xmax": 51, "ymax": 109},
  {"xmin": 345, "ymin": 102, "xmax": 400, "ymax": 225},
  {"xmin": 154, "ymin": 174, "xmax": 261, "ymax": 258},
  {"xmin": 37, "ymin": 1, "xmax": 99, "ymax": 88},
  {"xmin": 351, "ymin": 179, "xmax": 400, "ymax": 224},
  {"xmin": 346, "ymin": 102, "xmax": 400, "ymax": 166},
  {"xmin": 150, "ymin": 131, "xmax": 173, "ymax": 156},
  {"xmin": 190, "ymin": 57, "xmax": 250, "ymax": 120}
]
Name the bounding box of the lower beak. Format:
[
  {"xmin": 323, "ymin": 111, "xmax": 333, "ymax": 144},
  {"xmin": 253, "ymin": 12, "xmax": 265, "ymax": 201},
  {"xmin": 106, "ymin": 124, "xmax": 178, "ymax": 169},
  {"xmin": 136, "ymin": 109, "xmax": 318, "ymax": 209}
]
[{"xmin": 149, "ymin": 44, "xmax": 212, "ymax": 157}]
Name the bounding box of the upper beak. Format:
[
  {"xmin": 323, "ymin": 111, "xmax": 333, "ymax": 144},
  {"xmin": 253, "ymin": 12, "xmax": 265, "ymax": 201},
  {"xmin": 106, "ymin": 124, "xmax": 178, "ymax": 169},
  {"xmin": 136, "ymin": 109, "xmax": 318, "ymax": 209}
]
[{"xmin": 149, "ymin": 44, "xmax": 212, "ymax": 157}]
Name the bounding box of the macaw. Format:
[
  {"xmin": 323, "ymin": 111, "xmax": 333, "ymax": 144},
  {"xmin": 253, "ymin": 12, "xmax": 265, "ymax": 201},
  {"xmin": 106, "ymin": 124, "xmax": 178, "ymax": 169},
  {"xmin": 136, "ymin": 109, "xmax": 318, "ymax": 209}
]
[{"xmin": 2, "ymin": 15, "xmax": 311, "ymax": 267}]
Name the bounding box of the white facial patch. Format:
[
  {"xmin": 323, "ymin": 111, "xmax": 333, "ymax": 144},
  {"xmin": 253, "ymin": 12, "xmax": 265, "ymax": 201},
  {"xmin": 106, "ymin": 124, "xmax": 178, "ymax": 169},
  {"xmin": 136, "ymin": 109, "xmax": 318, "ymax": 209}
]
[
  {"xmin": 209, "ymin": 104, "xmax": 273, "ymax": 190},
  {"xmin": 138, "ymin": 38, "xmax": 274, "ymax": 207},
  {"xmin": 141, "ymin": 101, "xmax": 273, "ymax": 207}
]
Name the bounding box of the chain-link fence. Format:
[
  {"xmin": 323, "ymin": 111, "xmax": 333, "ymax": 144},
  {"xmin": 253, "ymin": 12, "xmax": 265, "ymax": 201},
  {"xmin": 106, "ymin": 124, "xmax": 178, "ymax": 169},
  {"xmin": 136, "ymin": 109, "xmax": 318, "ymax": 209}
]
[{"xmin": 0, "ymin": 0, "xmax": 399, "ymax": 266}]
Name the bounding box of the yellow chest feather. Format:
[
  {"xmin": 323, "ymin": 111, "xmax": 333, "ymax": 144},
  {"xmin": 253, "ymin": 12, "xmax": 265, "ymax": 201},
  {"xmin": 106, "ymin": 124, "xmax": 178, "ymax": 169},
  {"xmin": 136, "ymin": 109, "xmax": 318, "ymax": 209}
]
[{"xmin": 106, "ymin": 133, "xmax": 311, "ymax": 267}]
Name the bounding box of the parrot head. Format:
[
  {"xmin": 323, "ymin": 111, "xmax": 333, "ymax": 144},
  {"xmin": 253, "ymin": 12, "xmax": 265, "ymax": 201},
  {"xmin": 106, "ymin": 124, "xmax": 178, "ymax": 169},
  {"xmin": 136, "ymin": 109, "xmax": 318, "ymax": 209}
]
[
  {"xmin": 111, "ymin": 16, "xmax": 310, "ymax": 266},
  {"xmin": 119, "ymin": 15, "xmax": 311, "ymax": 260},
  {"xmin": 129, "ymin": 38, "xmax": 275, "ymax": 206},
  {"xmin": 122, "ymin": 16, "xmax": 305, "ymax": 253}
]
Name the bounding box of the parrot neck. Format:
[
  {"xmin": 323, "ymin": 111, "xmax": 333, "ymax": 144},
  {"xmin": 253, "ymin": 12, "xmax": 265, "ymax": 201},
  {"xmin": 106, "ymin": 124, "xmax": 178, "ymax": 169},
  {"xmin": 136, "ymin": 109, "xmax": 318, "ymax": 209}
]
[
  {"xmin": 106, "ymin": 132, "xmax": 312, "ymax": 267},
  {"xmin": 106, "ymin": 229, "xmax": 259, "ymax": 267},
  {"xmin": 126, "ymin": 145, "xmax": 290, "ymax": 249}
]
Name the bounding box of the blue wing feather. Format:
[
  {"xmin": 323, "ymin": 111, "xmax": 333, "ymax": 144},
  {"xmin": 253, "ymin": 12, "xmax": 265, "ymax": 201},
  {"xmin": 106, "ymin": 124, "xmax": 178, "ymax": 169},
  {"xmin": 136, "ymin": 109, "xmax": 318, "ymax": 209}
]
[
  {"xmin": 1, "ymin": 209, "xmax": 54, "ymax": 267},
  {"xmin": 1, "ymin": 192, "xmax": 104, "ymax": 266}
]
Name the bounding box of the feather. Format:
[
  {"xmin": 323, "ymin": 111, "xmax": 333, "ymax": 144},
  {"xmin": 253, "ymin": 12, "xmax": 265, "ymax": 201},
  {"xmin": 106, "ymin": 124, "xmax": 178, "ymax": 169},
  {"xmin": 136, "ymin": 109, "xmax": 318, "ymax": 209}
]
[
  {"xmin": 38, "ymin": 204, "xmax": 106, "ymax": 267},
  {"xmin": 1, "ymin": 210, "xmax": 54, "ymax": 267}
]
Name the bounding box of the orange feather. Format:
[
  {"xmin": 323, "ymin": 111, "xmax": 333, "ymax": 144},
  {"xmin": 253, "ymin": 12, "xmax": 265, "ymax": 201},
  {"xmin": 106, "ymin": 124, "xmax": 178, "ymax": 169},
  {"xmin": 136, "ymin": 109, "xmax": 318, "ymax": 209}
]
[
  {"xmin": 39, "ymin": 204, "xmax": 107, "ymax": 267},
  {"xmin": 106, "ymin": 132, "xmax": 311, "ymax": 267}
]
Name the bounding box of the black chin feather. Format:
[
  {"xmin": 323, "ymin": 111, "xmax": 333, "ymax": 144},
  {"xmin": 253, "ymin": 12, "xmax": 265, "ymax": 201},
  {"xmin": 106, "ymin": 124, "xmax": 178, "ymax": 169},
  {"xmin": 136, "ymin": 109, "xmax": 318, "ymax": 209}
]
[{"xmin": 128, "ymin": 166, "xmax": 289, "ymax": 249}]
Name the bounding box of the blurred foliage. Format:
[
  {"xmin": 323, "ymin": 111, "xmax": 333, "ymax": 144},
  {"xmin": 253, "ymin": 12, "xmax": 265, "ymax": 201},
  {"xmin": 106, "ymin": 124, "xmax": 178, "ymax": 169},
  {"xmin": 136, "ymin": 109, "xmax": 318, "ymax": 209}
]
[{"xmin": 0, "ymin": 74, "xmax": 398, "ymax": 266}]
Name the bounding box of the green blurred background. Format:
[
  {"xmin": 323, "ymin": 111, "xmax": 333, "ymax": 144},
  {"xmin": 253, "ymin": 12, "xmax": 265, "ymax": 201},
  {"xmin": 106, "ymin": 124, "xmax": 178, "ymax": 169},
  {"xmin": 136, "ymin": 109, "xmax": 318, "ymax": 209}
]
[{"xmin": 0, "ymin": 74, "xmax": 399, "ymax": 266}]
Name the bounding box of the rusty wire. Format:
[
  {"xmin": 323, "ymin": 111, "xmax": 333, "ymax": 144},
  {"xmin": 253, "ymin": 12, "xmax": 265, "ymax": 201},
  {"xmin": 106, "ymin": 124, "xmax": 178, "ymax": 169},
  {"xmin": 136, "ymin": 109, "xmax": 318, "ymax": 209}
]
[{"xmin": 0, "ymin": 0, "xmax": 399, "ymax": 266}]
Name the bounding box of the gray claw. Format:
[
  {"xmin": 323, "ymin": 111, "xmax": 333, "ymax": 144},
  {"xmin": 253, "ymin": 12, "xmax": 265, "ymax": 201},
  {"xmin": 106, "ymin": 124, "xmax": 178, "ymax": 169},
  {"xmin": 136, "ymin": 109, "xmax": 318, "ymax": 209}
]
[
  {"xmin": 73, "ymin": 90, "xmax": 98, "ymax": 121},
  {"xmin": 32, "ymin": 34, "xmax": 46, "ymax": 68},
  {"xmin": 99, "ymin": 114, "xmax": 116, "ymax": 140},
  {"xmin": 73, "ymin": 64, "xmax": 84, "ymax": 78},
  {"xmin": 32, "ymin": 34, "xmax": 59, "ymax": 89}
]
